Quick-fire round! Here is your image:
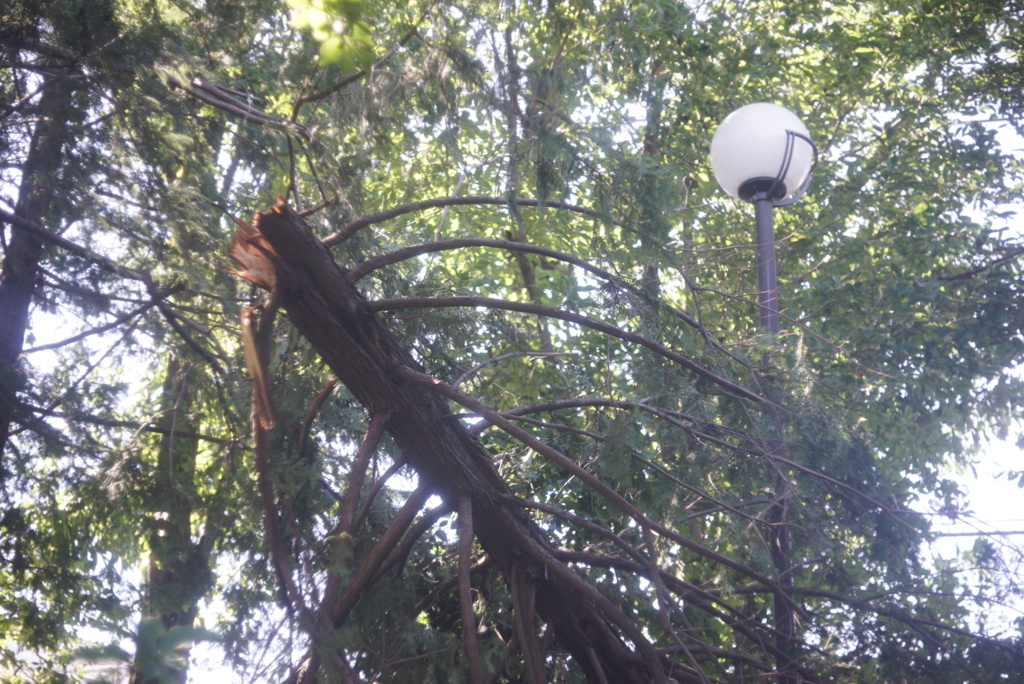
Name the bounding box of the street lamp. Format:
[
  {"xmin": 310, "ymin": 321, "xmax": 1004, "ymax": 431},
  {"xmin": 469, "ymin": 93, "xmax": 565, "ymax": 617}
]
[
  {"xmin": 710, "ymin": 102, "xmax": 816, "ymax": 336},
  {"xmin": 710, "ymin": 103, "xmax": 816, "ymax": 683}
]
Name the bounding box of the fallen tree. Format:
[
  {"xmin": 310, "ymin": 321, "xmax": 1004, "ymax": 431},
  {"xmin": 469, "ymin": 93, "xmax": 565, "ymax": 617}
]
[{"xmin": 236, "ymin": 200, "xmax": 816, "ymax": 683}]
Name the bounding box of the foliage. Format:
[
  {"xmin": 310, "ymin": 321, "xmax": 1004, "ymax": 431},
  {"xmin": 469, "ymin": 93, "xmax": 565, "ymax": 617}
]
[{"xmin": 1, "ymin": 0, "xmax": 1023, "ymax": 681}]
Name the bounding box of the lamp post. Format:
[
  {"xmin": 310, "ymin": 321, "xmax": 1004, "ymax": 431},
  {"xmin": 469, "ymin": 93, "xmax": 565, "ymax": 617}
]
[
  {"xmin": 710, "ymin": 103, "xmax": 816, "ymax": 683},
  {"xmin": 710, "ymin": 102, "xmax": 816, "ymax": 343}
]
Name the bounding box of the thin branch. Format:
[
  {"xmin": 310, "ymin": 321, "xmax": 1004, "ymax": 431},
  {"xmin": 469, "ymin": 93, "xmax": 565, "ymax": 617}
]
[
  {"xmin": 331, "ymin": 484, "xmax": 431, "ymax": 627},
  {"xmin": 292, "ymin": 4, "xmax": 433, "ymax": 111},
  {"xmin": 515, "ymin": 528, "xmax": 670, "ymax": 683},
  {"xmin": 369, "ymin": 502, "xmax": 451, "ymax": 584},
  {"xmin": 298, "ymin": 378, "xmax": 340, "ymax": 457},
  {"xmin": 553, "ymin": 550, "xmax": 782, "ymax": 672},
  {"xmin": 345, "ymin": 225, "xmax": 742, "ymax": 357},
  {"xmin": 164, "ymin": 306, "xmax": 213, "ymax": 337},
  {"xmin": 296, "ymin": 137, "xmax": 333, "ymax": 212},
  {"xmin": 905, "ymin": 621, "xmax": 985, "ymax": 684},
  {"xmin": 174, "ymin": 76, "xmax": 312, "ymax": 139},
  {"xmin": 253, "ymin": 411, "xmax": 302, "ymax": 612},
  {"xmin": 453, "ymin": 350, "xmax": 574, "ymax": 387},
  {"xmin": 585, "ymin": 643, "xmax": 606, "ymax": 684},
  {"xmin": 498, "ymin": 412, "xmax": 604, "ymax": 440},
  {"xmin": 372, "ymin": 296, "xmax": 763, "ymax": 403},
  {"xmin": 151, "ymin": 285, "xmax": 226, "ymax": 374},
  {"xmin": 477, "ymin": 395, "xmax": 920, "ymax": 530},
  {"xmin": 0, "ymin": 76, "xmax": 49, "ymax": 122},
  {"xmin": 322, "ymin": 196, "xmax": 608, "ymax": 246},
  {"xmin": 320, "ymin": 409, "xmax": 394, "ymax": 625},
  {"xmin": 935, "ymin": 529, "xmax": 1024, "ymax": 537},
  {"xmin": 15, "ymin": 37, "xmax": 79, "ymax": 61},
  {"xmin": 937, "ymin": 247, "xmax": 1024, "ymax": 281},
  {"xmin": 509, "ymin": 566, "xmax": 547, "ymax": 684},
  {"xmin": 412, "ymin": 557, "xmax": 493, "ymax": 617},
  {"xmin": 354, "ymin": 457, "xmax": 407, "ymax": 532},
  {"xmin": 474, "ymin": 396, "xmax": 751, "ymax": 448},
  {"xmin": 15, "ymin": 321, "xmax": 142, "ymax": 440},
  {"xmin": 23, "ymin": 297, "xmax": 167, "ymax": 353},
  {"xmin": 286, "ymin": 135, "xmax": 301, "ymax": 211},
  {"xmin": 508, "ymin": 495, "xmax": 783, "ymax": 657},
  {"xmin": 642, "ymin": 527, "xmax": 716, "ymax": 684},
  {"xmin": 786, "ymin": 584, "xmax": 1024, "ymax": 655},
  {"xmin": 339, "ymin": 409, "xmax": 393, "ymax": 534},
  {"xmin": 349, "ymin": 238, "xmax": 617, "ymax": 290}
]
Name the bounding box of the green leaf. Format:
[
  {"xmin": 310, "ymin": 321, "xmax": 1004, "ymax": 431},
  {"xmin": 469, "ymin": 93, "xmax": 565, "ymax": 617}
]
[{"xmin": 319, "ymin": 36, "xmax": 345, "ymax": 65}]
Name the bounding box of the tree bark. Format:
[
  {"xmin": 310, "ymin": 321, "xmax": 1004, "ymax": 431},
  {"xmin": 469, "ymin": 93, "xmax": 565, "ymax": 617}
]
[
  {"xmin": 253, "ymin": 201, "xmax": 665, "ymax": 683},
  {"xmin": 0, "ymin": 73, "xmax": 74, "ymax": 467}
]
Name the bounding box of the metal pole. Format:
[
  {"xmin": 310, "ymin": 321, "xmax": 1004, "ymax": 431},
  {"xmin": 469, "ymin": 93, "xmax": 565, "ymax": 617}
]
[
  {"xmin": 753, "ymin": 192, "xmax": 780, "ymax": 337},
  {"xmin": 751, "ymin": 190, "xmax": 794, "ymax": 684}
]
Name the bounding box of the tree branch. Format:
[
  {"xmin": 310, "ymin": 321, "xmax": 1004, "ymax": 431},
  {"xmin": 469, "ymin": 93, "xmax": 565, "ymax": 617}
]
[
  {"xmin": 253, "ymin": 200, "xmax": 677, "ymax": 682},
  {"xmin": 392, "ymin": 365, "xmax": 806, "ymax": 621},
  {"xmin": 22, "ymin": 294, "xmax": 172, "ymax": 353},
  {"xmin": 369, "ymin": 502, "xmax": 450, "ymax": 585},
  {"xmin": 330, "ymin": 485, "xmax": 432, "ymax": 627},
  {"xmin": 0, "ymin": 207, "xmax": 149, "ymax": 281},
  {"xmin": 453, "ymin": 350, "xmax": 575, "ymax": 387},
  {"xmin": 350, "ymin": 234, "xmax": 725, "ymax": 345},
  {"xmin": 477, "ymin": 395, "xmax": 919, "ymax": 530},
  {"xmin": 458, "ymin": 494, "xmax": 484, "ymax": 684},
  {"xmin": 298, "ymin": 377, "xmax": 339, "ymax": 457},
  {"xmin": 174, "ymin": 76, "xmax": 312, "ymax": 139},
  {"xmin": 23, "ymin": 403, "xmax": 229, "ymax": 444},
  {"xmin": 371, "ymin": 295, "xmax": 764, "ymax": 403},
  {"xmin": 322, "ymin": 196, "xmax": 608, "ymax": 246},
  {"xmin": 292, "ymin": 16, "xmax": 427, "ymax": 111},
  {"xmin": 340, "ymin": 408, "xmax": 393, "ymax": 535}
]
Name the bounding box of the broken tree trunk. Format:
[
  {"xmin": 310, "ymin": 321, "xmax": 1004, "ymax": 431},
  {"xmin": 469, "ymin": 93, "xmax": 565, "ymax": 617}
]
[{"xmin": 251, "ymin": 201, "xmax": 665, "ymax": 683}]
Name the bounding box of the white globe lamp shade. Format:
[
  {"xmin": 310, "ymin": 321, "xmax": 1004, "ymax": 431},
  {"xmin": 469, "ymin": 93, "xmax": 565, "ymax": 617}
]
[{"xmin": 710, "ymin": 103, "xmax": 814, "ymax": 203}]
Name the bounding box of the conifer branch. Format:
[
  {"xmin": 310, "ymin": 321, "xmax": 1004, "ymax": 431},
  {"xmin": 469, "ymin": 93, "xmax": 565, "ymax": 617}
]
[
  {"xmin": 367, "ymin": 503, "xmax": 450, "ymax": 585},
  {"xmin": 0, "ymin": 207, "xmax": 149, "ymax": 281},
  {"xmin": 471, "ymin": 396, "xmax": 749, "ymax": 445},
  {"xmin": 22, "ymin": 297, "xmax": 168, "ymax": 354},
  {"xmin": 151, "ymin": 290, "xmax": 227, "ymax": 374},
  {"xmin": 412, "ymin": 557, "xmax": 493, "ymax": 618},
  {"xmin": 291, "ymin": 26, "xmax": 414, "ymax": 110},
  {"xmin": 492, "ymin": 397, "xmax": 916, "ymax": 531},
  {"xmin": 453, "ymin": 350, "xmax": 575, "ymax": 387},
  {"xmin": 354, "ymin": 457, "xmax": 408, "ymax": 532},
  {"xmin": 23, "ymin": 404, "xmax": 229, "ymax": 444},
  {"xmin": 251, "ymin": 376, "xmax": 307, "ymax": 620},
  {"xmin": 320, "ymin": 410, "xmax": 394, "ymax": 635}
]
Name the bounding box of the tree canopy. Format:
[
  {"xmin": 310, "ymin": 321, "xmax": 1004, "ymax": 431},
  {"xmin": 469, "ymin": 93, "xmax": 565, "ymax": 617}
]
[{"xmin": 1, "ymin": 0, "xmax": 1023, "ymax": 682}]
